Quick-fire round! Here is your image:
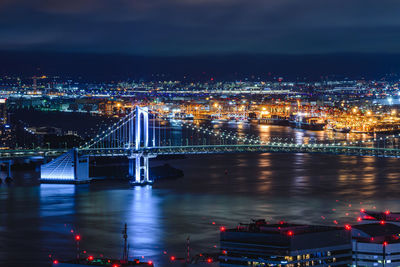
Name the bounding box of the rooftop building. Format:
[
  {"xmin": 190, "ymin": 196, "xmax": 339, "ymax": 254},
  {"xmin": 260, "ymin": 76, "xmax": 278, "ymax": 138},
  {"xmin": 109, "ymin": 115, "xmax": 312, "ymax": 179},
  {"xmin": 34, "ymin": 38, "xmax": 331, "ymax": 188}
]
[
  {"xmin": 352, "ymin": 223, "xmax": 400, "ymax": 266},
  {"xmin": 220, "ymin": 219, "xmax": 352, "ymax": 266},
  {"xmin": 359, "ymin": 210, "xmax": 400, "ymax": 226}
]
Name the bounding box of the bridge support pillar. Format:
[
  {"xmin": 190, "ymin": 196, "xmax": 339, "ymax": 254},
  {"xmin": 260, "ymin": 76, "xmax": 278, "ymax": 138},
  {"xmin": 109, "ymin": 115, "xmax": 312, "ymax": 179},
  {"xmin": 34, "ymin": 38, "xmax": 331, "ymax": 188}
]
[{"xmin": 128, "ymin": 153, "xmax": 153, "ymax": 185}]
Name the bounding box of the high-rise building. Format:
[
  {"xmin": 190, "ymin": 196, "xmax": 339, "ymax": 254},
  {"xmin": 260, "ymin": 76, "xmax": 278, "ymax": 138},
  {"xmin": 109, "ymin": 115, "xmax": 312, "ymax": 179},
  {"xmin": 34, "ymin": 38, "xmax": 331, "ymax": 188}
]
[
  {"xmin": 32, "ymin": 76, "xmax": 37, "ymax": 91},
  {"xmin": 0, "ymin": 98, "xmax": 7, "ymax": 124},
  {"xmin": 220, "ymin": 220, "xmax": 352, "ymax": 266}
]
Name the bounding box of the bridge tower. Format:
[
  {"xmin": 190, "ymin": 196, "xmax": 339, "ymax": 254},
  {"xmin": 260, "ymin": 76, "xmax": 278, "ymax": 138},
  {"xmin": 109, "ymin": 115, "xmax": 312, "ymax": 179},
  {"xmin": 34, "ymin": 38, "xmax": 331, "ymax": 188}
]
[{"xmin": 128, "ymin": 106, "xmax": 155, "ymax": 185}]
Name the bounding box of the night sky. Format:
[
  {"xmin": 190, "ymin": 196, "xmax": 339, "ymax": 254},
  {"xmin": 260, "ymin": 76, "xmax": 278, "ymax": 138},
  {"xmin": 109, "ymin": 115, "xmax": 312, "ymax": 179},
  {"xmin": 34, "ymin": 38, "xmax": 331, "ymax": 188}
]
[{"xmin": 1, "ymin": 0, "xmax": 400, "ymax": 55}]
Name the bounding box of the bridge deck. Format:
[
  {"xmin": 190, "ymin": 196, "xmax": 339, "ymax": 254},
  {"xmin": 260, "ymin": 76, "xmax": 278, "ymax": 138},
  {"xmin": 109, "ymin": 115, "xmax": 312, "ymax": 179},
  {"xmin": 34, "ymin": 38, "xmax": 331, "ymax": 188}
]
[{"xmin": 1, "ymin": 144, "xmax": 400, "ymax": 159}]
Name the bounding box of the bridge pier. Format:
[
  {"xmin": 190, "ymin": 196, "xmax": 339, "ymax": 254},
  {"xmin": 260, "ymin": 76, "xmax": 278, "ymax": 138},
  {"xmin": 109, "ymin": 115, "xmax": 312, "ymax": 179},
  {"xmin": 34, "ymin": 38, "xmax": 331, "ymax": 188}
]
[{"xmin": 128, "ymin": 153, "xmax": 155, "ymax": 185}]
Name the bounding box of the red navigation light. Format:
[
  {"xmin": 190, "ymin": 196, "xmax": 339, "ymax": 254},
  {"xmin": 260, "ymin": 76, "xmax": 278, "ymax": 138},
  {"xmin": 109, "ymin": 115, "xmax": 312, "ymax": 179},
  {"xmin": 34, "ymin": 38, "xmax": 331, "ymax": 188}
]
[
  {"xmin": 385, "ymin": 210, "xmax": 391, "ymax": 215},
  {"xmin": 75, "ymin": 235, "xmax": 81, "ymax": 241},
  {"xmin": 345, "ymin": 224, "xmax": 351, "ymax": 230},
  {"xmin": 88, "ymin": 256, "xmax": 94, "ymax": 261},
  {"xmin": 53, "ymin": 260, "xmax": 59, "ymax": 264},
  {"xmin": 287, "ymin": 231, "xmax": 294, "ymax": 236},
  {"xmin": 148, "ymin": 261, "xmax": 153, "ymax": 265},
  {"xmin": 220, "ymin": 226, "xmax": 226, "ymax": 232},
  {"xmin": 384, "ymin": 241, "xmax": 388, "ymax": 246},
  {"xmin": 380, "ymin": 220, "xmax": 386, "ymax": 225},
  {"xmin": 170, "ymin": 256, "xmax": 176, "ymax": 261}
]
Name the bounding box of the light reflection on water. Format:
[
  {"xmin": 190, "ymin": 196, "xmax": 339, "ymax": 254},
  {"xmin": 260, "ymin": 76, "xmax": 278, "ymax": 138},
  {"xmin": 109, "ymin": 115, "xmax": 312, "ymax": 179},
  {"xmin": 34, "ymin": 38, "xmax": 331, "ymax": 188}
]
[
  {"xmin": 129, "ymin": 186, "xmax": 161, "ymax": 259},
  {"xmin": 1, "ymin": 124, "xmax": 400, "ymax": 266}
]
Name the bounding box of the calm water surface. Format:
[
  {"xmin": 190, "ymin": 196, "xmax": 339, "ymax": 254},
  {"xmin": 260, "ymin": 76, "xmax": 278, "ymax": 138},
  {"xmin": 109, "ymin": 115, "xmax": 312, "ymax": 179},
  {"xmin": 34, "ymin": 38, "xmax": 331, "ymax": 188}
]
[{"xmin": 1, "ymin": 124, "xmax": 400, "ymax": 266}]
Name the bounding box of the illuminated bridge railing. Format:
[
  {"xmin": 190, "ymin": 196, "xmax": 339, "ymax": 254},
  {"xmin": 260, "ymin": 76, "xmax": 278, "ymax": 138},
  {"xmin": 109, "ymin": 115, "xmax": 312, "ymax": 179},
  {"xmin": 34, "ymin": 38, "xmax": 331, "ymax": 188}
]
[{"xmin": 79, "ymin": 145, "xmax": 400, "ymax": 158}]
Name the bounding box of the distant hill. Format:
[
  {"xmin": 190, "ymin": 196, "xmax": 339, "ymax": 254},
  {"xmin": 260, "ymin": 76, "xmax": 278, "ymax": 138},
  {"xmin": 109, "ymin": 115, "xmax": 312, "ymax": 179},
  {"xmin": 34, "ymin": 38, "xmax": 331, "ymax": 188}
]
[{"xmin": 1, "ymin": 51, "xmax": 400, "ymax": 82}]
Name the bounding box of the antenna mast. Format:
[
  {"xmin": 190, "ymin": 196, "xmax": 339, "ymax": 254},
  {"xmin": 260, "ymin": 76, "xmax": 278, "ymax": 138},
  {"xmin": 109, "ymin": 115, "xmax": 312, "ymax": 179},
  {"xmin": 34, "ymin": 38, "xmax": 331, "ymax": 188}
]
[{"xmin": 122, "ymin": 223, "xmax": 128, "ymax": 262}]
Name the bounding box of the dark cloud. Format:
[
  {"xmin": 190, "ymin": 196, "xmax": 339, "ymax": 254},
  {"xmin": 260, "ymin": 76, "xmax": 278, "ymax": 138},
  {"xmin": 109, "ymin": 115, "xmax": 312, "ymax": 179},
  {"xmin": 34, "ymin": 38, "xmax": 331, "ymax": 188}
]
[{"xmin": 0, "ymin": 0, "xmax": 399, "ymax": 55}]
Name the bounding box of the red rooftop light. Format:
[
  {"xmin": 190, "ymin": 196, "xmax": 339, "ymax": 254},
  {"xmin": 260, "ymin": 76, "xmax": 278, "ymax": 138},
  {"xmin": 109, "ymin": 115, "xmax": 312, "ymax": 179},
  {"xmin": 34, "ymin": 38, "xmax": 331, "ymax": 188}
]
[
  {"xmin": 220, "ymin": 226, "xmax": 226, "ymax": 232},
  {"xmin": 384, "ymin": 241, "xmax": 388, "ymax": 246},
  {"xmin": 360, "ymin": 208, "xmax": 366, "ymax": 212},
  {"xmin": 385, "ymin": 210, "xmax": 391, "ymax": 215},
  {"xmin": 75, "ymin": 235, "xmax": 81, "ymax": 241},
  {"xmin": 363, "ymin": 215, "xmax": 375, "ymax": 220},
  {"xmin": 148, "ymin": 261, "xmax": 153, "ymax": 265},
  {"xmin": 287, "ymin": 231, "xmax": 294, "ymax": 236},
  {"xmin": 88, "ymin": 256, "xmax": 94, "ymax": 261},
  {"xmin": 170, "ymin": 256, "xmax": 176, "ymax": 261},
  {"xmin": 345, "ymin": 224, "xmax": 352, "ymax": 230},
  {"xmin": 53, "ymin": 260, "xmax": 59, "ymax": 264},
  {"xmin": 380, "ymin": 220, "xmax": 386, "ymax": 225},
  {"xmin": 207, "ymin": 258, "xmax": 213, "ymax": 263}
]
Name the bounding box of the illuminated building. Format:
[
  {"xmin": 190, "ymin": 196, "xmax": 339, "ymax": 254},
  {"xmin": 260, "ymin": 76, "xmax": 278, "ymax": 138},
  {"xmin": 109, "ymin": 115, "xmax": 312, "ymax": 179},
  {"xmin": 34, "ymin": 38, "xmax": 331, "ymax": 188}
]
[
  {"xmin": 351, "ymin": 223, "xmax": 400, "ymax": 266},
  {"xmin": 0, "ymin": 98, "xmax": 11, "ymax": 148},
  {"xmin": 220, "ymin": 220, "xmax": 352, "ymax": 266},
  {"xmin": 0, "ymin": 98, "xmax": 7, "ymax": 125}
]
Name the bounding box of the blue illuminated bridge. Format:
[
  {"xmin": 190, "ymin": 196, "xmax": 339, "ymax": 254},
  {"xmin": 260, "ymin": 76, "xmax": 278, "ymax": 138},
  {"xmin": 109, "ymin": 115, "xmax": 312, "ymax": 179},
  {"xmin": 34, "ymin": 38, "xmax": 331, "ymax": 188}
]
[{"xmin": 6, "ymin": 106, "xmax": 400, "ymax": 184}]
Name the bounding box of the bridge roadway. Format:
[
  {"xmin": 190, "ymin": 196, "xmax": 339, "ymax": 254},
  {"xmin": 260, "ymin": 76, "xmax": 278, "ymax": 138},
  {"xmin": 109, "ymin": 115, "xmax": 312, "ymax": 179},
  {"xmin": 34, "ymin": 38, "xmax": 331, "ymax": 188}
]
[
  {"xmin": 2, "ymin": 144, "xmax": 400, "ymax": 159},
  {"xmin": 81, "ymin": 144, "xmax": 400, "ymax": 158},
  {"xmin": 0, "ymin": 149, "xmax": 68, "ymax": 159}
]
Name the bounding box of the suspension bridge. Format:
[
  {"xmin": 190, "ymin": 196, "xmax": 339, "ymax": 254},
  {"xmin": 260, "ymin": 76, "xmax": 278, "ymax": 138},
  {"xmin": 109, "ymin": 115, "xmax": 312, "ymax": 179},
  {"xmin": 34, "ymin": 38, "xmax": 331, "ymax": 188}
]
[{"xmin": 10, "ymin": 106, "xmax": 400, "ymax": 184}]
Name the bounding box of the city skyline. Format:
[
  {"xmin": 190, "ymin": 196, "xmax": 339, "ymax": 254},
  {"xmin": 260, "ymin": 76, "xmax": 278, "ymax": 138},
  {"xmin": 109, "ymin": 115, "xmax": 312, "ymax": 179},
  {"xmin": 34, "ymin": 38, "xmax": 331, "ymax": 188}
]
[{"xmin": 3, "ymin": 1, "xmax": 400, "ymax": 266}]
